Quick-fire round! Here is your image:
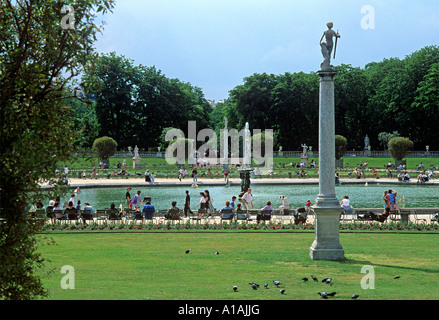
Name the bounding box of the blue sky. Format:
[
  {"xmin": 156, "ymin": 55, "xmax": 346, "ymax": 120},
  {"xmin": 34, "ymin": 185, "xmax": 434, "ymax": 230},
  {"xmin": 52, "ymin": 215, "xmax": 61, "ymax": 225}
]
[{"xmin": 95, "ymin": 0, "xmax": 439, "ymax": 101}]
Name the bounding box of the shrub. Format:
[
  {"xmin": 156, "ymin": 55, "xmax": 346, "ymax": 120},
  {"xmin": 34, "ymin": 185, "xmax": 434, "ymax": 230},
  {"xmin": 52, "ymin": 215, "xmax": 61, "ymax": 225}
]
[
  {"xmin": 92, "ymin": 136, "xmax": 118, "ymax": 160},
  {"xmin": 388, "ymin": 137, "xmax": 414, "ymax": 161},
  {"xmin": 335, "ymin": 135, "xmax": 348, "ymax": 160}
]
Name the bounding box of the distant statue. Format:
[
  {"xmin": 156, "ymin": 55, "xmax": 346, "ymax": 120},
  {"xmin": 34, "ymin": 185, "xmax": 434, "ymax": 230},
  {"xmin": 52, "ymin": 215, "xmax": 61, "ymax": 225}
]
[
  {"xmin": 320, "ymin": 21, "xmax": 340, "ymax": 70},
  {"xmin": 364, "ymin": 135, "xmax": 370, "ymax": 150},
  {"xmin": 134, "ymin": 145, "xmax": 140, "ymax": 158}
]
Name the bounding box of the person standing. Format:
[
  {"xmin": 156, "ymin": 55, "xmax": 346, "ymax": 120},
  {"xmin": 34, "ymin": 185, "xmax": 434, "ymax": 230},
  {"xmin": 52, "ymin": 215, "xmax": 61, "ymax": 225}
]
[
  {"xmin": 204, "ymin": 190, "xmax": 214, "ymax": 215},
  {"xmin": 279, "ymin": 195, "xmax": 289, "ymax": 214},
  {"xmin": 388, "ymin": 189, "xmax": 395, "ymax": 210},
  {"xmin": 184, "ymin": 190, "xmax": 193, "ymax": 217},
  {"xmin": 382, "ymin": 190, "xmax": 390, "ymax": 209},
  {"xmin": 126, "ymin": 187, "xmax": 132, "ymax": 209},
  {"xmin": 242, "ymin": 188, "xmax": 253, "ymax": 209},
  {"xmin": 192, "ymin": 168, "xmax": 198, "ymax": 183},
  {"xmin": 132, "ymin": 190, "xmax": 143, "ymax": 211}
]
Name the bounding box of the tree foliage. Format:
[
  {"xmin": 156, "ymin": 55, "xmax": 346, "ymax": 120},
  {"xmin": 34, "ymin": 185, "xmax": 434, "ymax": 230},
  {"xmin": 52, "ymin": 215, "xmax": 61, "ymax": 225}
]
[
  {"xmin": 335, "ymin": 135, "xmax": 348, "ymax": 160},
  {"xmin": 221, "ymin": 45, "xmax": 439, "ymax": 151},
  {"xmin": 0, "ymin": 0, "xmax": 114, "ymax": 300},
  {"xmin": 92, "ymin": 136, "xmax": 117, "ymax": 160},
  {"xmin": 388, "ymin": 137, "xmax": 414, "ymax": 161},
  {"xmin": 84, "ymin": 52, "xmax": 212, "ymax": 149}
]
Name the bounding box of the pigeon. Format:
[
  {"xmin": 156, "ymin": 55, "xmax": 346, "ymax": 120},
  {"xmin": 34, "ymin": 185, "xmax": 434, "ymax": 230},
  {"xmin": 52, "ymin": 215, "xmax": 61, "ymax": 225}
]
[
  {"xmin": 273, "ymin": 281, "xmax": 282, "ymax": 287},
  {"xmin": 37, "ymin": 258, "xmax": 45, "ymax": 263},
  {"xmin": 280, "ymin": 289, "xmax": 285, "ymax": 294},
  {"xmin": 325, "ymin": 278, "xmax": 333, "ymax": 285},
  {"xmin": 250, "ymin": 283, "xmax": 259, "ymax": 290},
  {"xmin": 185, "ymin": 249, "xmax": 191, "ymax": 254},
  {"xmin": 394, "ymin": 276, "xmax": 400, "ymax": 279},
  {"xmin": 311, "ymin": 275, "xmax": 318, "ymax": 282},
  {"xmin": 327, "ymin": 292, "xmax": 339, "ymax": 297},
  {"xmin": 351, "ymin": 294, "xmax": 360, "ymax": 299},
  {"xmin": 214, "ymin": 251, "xmax": 219, "ymax": 255},
  {"xmin": 233, "ymin": 286, "xmax": 238, "ymax": 292},
  {"xmin": 302, "ymin": 277, "xmax": 309, "ymax": 282},
  {"xmin": 318, "ymin": 291, "xmax": 328, "ymax": 299},
  {"xmin": 264, "ymin": 283, "xmax": 269, "ymax": 289}
]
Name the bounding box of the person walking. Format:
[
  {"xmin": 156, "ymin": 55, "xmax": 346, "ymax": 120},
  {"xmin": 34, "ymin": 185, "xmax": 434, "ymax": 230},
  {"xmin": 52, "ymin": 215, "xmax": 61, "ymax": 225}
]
[{"xmin": 184, "ymin": 190, "xmax": 193, "ymax": 217}]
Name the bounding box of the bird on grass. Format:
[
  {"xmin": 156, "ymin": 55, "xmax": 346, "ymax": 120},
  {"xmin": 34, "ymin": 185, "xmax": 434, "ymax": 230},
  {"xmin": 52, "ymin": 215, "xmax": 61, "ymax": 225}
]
[
  {"xmin": 302, "ymin": 277, "xmax": 308, "ymax": 282},
  {"xmin": 233, "ymin": 286, "xmax": 238, "ymax": 292},
  {"xmin": 280, "ymin": 289, "xmax": 285, "ymax": 294},
  {"xmin": 311, "ymin": 275, "xmax": 318, "ymax": 282},
  {"xmin": 264, "ymin": 283, "xmax": 269, "ymax": 289},
  {"xmin": 394, "ymin": 276, "xmax": 400, "ymax": 279},
  {"xmin": 318, "ymin": 291, "xmax": 328, "ymax": 299},
  {"xmin": 327, "ymin": 292, "xmax": 339, "ymax": 297},
  {"xmin": 249, "ymin": 283, "xmax": 259, "ymax": 290},
  {"xmin": 351, "ymin": 294, "xmax": 360, "ymax": 299},
  {"xmin": 214, "ymin": 251, "xmax": 219, "ymax": 255},
  {"xmin": 185, "ymin": 249, "xmax": 191, "ymax": 254},
  {"xmin": 273, "ymin": 281, "xmax": 282, "ymax": 287},
  {"xmin": 322, "ymin": 278, "xmax": 333, "ymax": 285}
]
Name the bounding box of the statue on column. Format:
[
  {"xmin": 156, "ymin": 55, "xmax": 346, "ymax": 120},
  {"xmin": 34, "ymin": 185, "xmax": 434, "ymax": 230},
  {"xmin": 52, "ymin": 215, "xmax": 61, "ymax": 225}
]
[{"xmin": 320, "ymin": 21, "xmax": 341, "ymax": 70}]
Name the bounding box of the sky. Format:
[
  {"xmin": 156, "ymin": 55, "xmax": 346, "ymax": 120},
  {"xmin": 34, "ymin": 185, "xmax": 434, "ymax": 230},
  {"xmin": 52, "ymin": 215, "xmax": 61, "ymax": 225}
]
[{"xmin": 95, "ymin": 0, "xmax": 439, "ymax": 102}]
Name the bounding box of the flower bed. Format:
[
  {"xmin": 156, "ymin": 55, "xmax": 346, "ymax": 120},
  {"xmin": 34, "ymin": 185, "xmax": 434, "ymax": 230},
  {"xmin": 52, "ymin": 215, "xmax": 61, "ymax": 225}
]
[{"xmin": 40, "ymin": 220, "xmax": 439, "ymax": 232}]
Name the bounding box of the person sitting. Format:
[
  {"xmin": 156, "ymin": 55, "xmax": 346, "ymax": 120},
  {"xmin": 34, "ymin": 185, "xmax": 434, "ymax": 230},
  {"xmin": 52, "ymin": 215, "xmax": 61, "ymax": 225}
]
[
  {"xmin": 403, "ymin": 172, "xmax": 411, "ymax": 182},
  {"xmin": 107, "ymin": 202, "xmax": 121, "ymax": 220},
  {"xmin": 358, "ymin": 207, "xmax": 390, "ymax": 223},
  {"xmin": 387, "ymin": 169, "xmax": 393, "ymax": 178},
  {"xmin": 165, "ymin": 201, "xmax": 180, "ymax": 219},
  {"xmin": 258, "ymin": 201, "xmax": 274, "ymax": 223},
  {"xmin": 293, "ymin": 208, "xmax": 308, "ymax": 224},
  {"xmin": 46, "ymin": 200, "xmax": 55, "ymax": 223},
  {"xmin": 142, "ymin": 201, "xmax": 155, "ymax": 219},
  {"xmin": 235, "ymin": 203, "xmax": 248, "ymax": 220},
  {"xmin": 305, "ymin": 199, "xmax": 313, "ymax": 214},
  {"xmin": 340, "ymin": 195, "xmax": 353, "ymax": 215},
  {"xmin": 54, "ymin": 201, "xmax": 67, "ymax": 220},
  {"xmin": 220, "ymin": 200, "xmax": 234, "ymax": 220},
  {"xmin": 278, "ymin": 195, "xmax": 289, "ymax": 214},
  {"xmin": 63, "ymin": 201, "xmax": 78, "ymax": 220}
]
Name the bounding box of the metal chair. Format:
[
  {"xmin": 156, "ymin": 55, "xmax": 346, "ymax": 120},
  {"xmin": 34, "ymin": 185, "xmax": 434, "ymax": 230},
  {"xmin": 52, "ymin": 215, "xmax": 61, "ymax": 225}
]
[{"xmin": 219, "ymin": 208, "xmax": 234, "ymax": 224}]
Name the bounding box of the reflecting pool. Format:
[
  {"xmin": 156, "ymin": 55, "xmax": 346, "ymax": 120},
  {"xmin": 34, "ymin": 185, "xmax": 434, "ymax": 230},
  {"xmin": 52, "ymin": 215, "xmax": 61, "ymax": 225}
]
[{"xmin": 54, "ymin": 184, "xmax": 439, "ymax": 211}]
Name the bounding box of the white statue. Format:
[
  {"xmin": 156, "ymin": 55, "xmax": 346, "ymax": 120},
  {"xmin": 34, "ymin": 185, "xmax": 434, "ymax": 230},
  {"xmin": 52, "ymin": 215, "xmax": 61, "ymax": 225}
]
[{"xmin": 320, "ymin": 21, "xmax": 340, "ymax": 70}]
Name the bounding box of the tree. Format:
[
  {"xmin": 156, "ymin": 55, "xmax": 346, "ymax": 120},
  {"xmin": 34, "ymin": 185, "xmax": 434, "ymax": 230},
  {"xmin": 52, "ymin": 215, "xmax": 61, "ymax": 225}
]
[
  {"xmin": 388, "ymin": 137, "xmax": 414, "ymax": 161},
  {"xmin": 92, "ymin": 136, "xmax": 118, "ymax": 160},
  {"xmin": 335, "ymin": 135, "xmax": 348, "ymax": 160},
  {"xmin": 378, "ymin": 131, "xmax": 400, "ymax": 150},
  {"xmin": 0, "ymin": 0, "xmax": 114, "ymax": 300},
  {"xmin": 85, "ymin": 52, "xmax": 212, "ymax": 149}
]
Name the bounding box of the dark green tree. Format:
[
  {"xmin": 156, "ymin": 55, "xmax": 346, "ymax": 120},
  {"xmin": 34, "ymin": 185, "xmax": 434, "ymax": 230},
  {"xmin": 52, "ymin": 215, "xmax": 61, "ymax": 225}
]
[{"xmin": 0, "ymin": 0, "xmax": 114, "ymax": 300}]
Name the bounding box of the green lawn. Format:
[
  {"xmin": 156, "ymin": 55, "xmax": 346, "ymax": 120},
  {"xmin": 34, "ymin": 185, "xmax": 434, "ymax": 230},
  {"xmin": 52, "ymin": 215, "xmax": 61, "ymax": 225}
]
[{"xmin": 37, "ymin": 231, "xmax": 439, "ymax": 300}]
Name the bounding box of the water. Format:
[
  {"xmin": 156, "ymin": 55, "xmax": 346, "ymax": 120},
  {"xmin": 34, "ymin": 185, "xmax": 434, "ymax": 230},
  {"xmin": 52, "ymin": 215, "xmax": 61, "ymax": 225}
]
[{"xmin": 54, "ymin": 184, "xmax": 438, "ymax": 211}]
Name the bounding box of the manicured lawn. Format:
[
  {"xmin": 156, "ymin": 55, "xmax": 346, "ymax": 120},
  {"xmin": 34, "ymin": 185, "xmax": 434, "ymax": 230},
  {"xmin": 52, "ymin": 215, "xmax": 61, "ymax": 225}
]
[{"xmin": 37, "ymin": 231, "xmax": 439, "ymax": 300}]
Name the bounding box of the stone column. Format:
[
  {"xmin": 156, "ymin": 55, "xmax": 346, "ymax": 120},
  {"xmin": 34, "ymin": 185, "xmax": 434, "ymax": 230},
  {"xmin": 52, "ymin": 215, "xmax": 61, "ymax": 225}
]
[{"xmin": 310, "ymin": 69, "xmax": 344, "ymax": 261}]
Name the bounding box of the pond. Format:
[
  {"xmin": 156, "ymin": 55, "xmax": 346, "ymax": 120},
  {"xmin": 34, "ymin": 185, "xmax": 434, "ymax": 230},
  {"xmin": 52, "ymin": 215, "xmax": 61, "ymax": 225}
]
[{"xmin": 53, "ymin": 183, "xmax": 439, "ymax": 211}]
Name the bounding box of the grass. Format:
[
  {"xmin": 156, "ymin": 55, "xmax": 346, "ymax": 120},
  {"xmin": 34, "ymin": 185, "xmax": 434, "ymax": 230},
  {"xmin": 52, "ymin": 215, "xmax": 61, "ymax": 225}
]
[
  {"xmin": 37, "ymin": 231, "xmax": 439, "ymax": 300},
  {"xmin": 59, "ymin": 156, "xmax": 439, "ymax": 181}
]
